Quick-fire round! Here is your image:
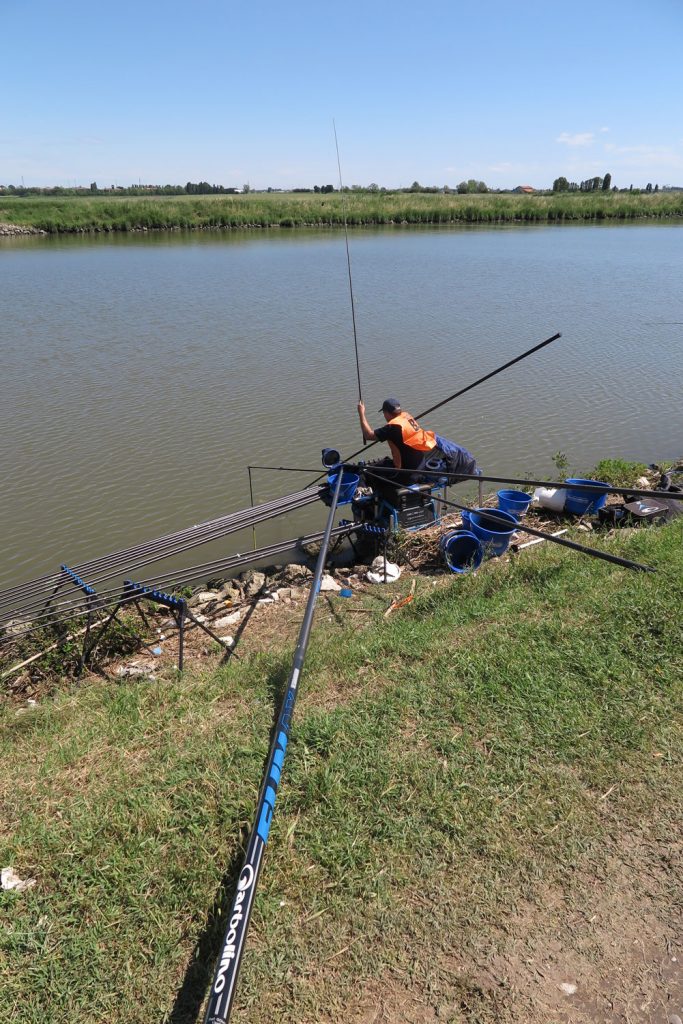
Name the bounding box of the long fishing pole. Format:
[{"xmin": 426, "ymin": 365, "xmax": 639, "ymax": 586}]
[
  {"xmin": 359, "ymin": 466, "xmax": 655, "ymax": 572},
  {"xmin": 341, "ymin": 331, "xmax": 562, "ymax": 465},
  {"xmin": 409, "ymin": 485, "xmax": 656, "ymax": 573},
  {"xmin": 418, "ymin": 331, "xmax": 561, "ymax": 420},
  {"xmin": 333, "ymin": 120, "xmax": 364, "ymax": 441},
  {"xmin": 344, "ymin": 464, "xmax": 683, "ymax": 503},
  {"xmin": 430, "ymin": 471, "xmax": 683, "ymax": 502},
  {"xmin": 201, "ymin": 468, "xmax": 344, "ymax": 1024}
]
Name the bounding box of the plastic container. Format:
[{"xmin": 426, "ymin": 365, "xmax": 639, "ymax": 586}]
[
  {"xmin": 440, "ymin": 530, "xmax": 484, "ymax": 574},
  {"xmin": 322, "ymin": 470, "xmax": 360, "ymax": 506},
  {"xmin": 496, "ymin": 489, "xmax": 532, "ymax": 516},
  {"xmin": 322, "ymin": 447, "xmax": 342, "ymax": 470},
  {"xmin": 467, "ymin": 507, "xmax": 518, "ymax": 557},
  {"xmin": 564, "ymin": 478, "xmax": 609, "ymax": 516},
  {"xmin": 533, "ymin": 486, "xmax": 567, "ymax": 512}
]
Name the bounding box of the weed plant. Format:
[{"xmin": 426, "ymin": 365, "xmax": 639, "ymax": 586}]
[{"xmin": 591, "ymin": 457, "xmax": 650, "ymax": 487}]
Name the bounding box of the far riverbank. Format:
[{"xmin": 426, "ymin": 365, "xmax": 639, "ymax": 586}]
[{"xmin": 2, "ymin": 191, "xmax": 683, "ymax": 234}]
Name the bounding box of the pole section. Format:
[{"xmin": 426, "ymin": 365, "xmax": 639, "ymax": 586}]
[
  {"xmin": 201, "ymin": 469, "xmax": 344, "ymax": 1024},
  {"xmin": 341, "ymin": 331, "xmax": 562, "ymax": 463},
  {"xmin": 345, "ymin": 465, "xmax": 683, "ymax": 503},
  {"xmin": 431, "ymin": 491, "xmax": 656, "ymax": 573},
  {"xmin": 333, "ymin": 119, "xmax": 364, "ymax": 443}
]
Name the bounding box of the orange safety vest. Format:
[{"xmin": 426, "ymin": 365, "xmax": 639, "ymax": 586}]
[{"xmin": 386, "ymin": 411, "xmax": 437, "ymax": 468}]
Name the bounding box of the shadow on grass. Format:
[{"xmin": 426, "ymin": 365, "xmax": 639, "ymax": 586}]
[
  {"xmin": 165, "ymin": 834, "xmax": 248, "ymax": 1024},
  {"xmin": 165, "ymin": 658, "xmax": 291, "ymax": 1024}
]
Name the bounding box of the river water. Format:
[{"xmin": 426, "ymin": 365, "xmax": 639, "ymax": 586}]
[{"xmin": 1, "ymin": 222, "xmax": 682, "ymax": 590}]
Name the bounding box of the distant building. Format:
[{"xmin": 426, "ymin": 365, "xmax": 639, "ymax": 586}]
[{"xmin": 514, "ymin": 185, "xmax": 536, "ymax": 194}]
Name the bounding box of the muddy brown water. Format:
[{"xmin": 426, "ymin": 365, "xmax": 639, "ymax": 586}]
[{"xmin": 1, "ymin": 222, "xmax": 682, "ymax": 590}]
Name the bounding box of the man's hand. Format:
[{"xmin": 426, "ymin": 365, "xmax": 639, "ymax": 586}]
[{"xmin": 357, "ymin": 400, "xmax": 375, "ymax": 442}]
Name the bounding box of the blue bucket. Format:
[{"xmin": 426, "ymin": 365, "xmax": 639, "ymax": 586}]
[
  {"xmin": 564, "ymin": 478, "xmax": 609, "ymax": 516},
  {"xmin": 497, "ymin": 489, "xmax": 532, "ymax": 516},
  {"xmin": 467, "ymin": 507, "xmax": 518, "ymax": 557},
  {"xmin": 440, "ymin": 530, "xmax": 484, "ymax": 574},
  {"xmin": 323, "ymin": 470, "xmax": 360, "ymax": 506}
]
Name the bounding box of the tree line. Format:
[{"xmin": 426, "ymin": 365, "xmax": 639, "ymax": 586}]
[
  {"xmin": 553, "ymin": 173, "xmax": 660, "ymax": 193},
  {"xmin": 553, "ymin": 173, "xmax": 613, "ymax": 192},
  {"xmin": 1, "ymin": 177, "xmax": 672, "ymax": 199}
]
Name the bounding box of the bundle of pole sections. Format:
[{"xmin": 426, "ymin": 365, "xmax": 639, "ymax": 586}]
[{"xmin": 0, "ymin": 485, "xmax": 326, "ymax": 650}]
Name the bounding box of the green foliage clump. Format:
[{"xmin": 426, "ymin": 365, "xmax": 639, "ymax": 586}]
[{"xmin": 591, "ymin": 458, "xmax": 649, "ymax": 488}]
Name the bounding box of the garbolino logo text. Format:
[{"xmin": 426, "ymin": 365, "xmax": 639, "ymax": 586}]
[{"xmin": 212, "ymin": 864, "xmax": 256, "ymax": 994}]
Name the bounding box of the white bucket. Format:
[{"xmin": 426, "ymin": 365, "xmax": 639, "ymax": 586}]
[{"xmin": 533, "ymin": 486, "xmax": 567, "ymax": 512}]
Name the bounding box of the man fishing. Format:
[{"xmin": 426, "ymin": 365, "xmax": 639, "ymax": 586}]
[{"xmin": 357, "ymin": 398, "xmax": 478, "ymax": 482}]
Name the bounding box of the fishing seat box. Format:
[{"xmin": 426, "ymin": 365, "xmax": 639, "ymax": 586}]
[{"xmin": 372, "ymin": 480, "xmax": 437, "ymax": 530}]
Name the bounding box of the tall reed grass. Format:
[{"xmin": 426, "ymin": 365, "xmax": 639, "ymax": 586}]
[{"xmin": 2, "ymin": 191, "xmax": 683, "ymax": 234}]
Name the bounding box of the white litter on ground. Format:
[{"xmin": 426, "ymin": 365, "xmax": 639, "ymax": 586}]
[
  {"xmin": 366, "ymin": 557, "xmax": 401, "ymax": 584},
  {"xmin": 2, "ymin": 867, "xmax": 36, "ymax": 892}
]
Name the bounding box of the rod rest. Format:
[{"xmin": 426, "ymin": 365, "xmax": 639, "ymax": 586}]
[
  {"xmin": 392, "ymin": 483, "xmax": 433, "ymax": 498},
  {"xmin": 123, "ymin": 580, "xmax": 186, "ymax": 610},
  {"xmin": 60, "ymin": 564, "xmax": 97, "ymax": 596},
  {"xmin": 369, "ymin": 477, "xmax": 433, "ymax": 501}
]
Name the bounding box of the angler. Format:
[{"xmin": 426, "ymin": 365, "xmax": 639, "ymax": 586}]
[{"xmin": 357, "ymin": 397, "xmax": 478, "ymax": 482}]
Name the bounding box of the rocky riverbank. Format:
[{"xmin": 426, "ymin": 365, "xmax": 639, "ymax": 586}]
[{"xmin": 0, "ymin": 222, "xmax": 46, "ymax": 236}]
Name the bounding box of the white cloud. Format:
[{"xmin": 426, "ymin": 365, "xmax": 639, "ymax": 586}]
[{"xmin": 557, "ymin": 132, "xmax": 595, "ymax": 147}]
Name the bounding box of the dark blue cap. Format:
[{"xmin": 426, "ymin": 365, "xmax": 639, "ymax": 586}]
[{"xmin": 379, "ymin": 397, "xmax": 401, "ymax": 413}]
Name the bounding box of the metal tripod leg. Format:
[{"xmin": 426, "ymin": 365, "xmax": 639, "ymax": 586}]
[
  {"xmin": 78, "ymin": 595, "xmax": 95, "ymax": 676},
  {"xmin": 183, "ymin": 608, "xmax": 239, "ymax": 660}
]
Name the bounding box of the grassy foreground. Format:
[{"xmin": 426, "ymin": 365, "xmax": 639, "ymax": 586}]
[
  {"xmin": 2, "ymin": 190, "xmax": 683, "ymax": 233},
  {"xmin": 1, "ymin": 519, "xmax": 681, "ymax": 1022}
]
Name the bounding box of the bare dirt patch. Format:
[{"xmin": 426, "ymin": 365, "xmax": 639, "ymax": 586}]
[{"xmin": 341, "ymin": 828, "xmax": 682, "ymax": 1024}]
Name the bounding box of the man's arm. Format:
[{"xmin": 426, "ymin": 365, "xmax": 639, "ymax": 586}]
[{"xmin": 357, "ymin": 401, "xmax": 377, "ymax": 441}]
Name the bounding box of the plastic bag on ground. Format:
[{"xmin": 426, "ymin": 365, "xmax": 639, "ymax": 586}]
[{"xmin": 366, "ymin": 557, "xmax": 401, "ymax": 584}]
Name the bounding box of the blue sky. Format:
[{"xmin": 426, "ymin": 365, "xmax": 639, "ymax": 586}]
[{"xmin": 3, "ymin": 0, "xmax": 682, "ymax": 190}]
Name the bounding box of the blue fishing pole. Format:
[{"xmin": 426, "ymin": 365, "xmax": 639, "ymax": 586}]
[{"xmin": 202, "ymin": 468, "xmax": 344, "ymax": 1024}]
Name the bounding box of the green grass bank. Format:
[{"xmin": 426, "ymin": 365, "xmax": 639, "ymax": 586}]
[
  {"xmin": 1, "ymin": 518, "xmax": 681, "ymax": 1022},
  {"xmin": 2, "ymin": 190, "xmax": 683, "ymax": 234}
]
